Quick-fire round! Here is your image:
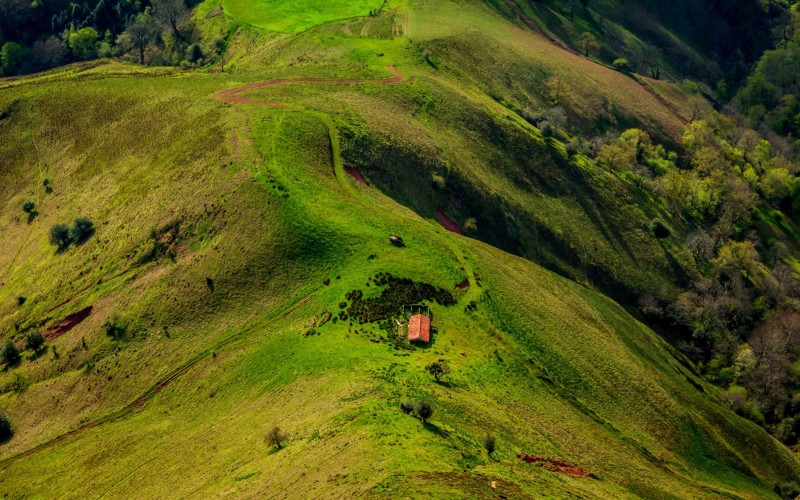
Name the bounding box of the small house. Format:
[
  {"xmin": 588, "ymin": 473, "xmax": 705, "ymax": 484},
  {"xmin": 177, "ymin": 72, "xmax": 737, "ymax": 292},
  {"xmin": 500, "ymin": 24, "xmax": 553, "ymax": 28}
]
[{"xmin": 408, "ymin": 313, "xmax": 431, "ymax": 344}]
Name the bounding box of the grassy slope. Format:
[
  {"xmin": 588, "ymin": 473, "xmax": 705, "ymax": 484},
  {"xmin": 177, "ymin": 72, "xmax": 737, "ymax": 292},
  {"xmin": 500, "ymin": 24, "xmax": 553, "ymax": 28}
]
[{"xmin": 0, "ymin": 0, "xmax": 798, "ymax": 497}]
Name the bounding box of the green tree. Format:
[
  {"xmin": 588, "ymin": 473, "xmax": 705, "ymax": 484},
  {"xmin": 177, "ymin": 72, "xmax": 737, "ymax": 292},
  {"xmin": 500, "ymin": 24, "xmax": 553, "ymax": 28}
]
[
  {"xmin": 49, "ymin": 223, "xmax": 71, "ymax": 248},
  {"xmin": 265, "ymin": 426, "xmax": 287, "ymax": 449},
  {"xmin": 483, "ymin": 434, "xmax": 496, "ymax": 455},
  {"xmin": 426, "ymin": 360, "xmax": 450, "ymax": 381},
  {"xmin": 69, "ymin": 27, "xmax": 99, "ymax": 60},
  {"xmin": 612, "ymin": 58, "xmax": 630, "ymax": 72},
  {"xmin": 21, "ymin": 200, "xmax": 35, "ymax": 214},
  {"xmin": 415, "ymin": 400, "xmax": 433, "ymax": 423},
  {"xmin": 24, "ymin": 331, "xmax": 45, "ymax": 352},
  {"xmin": 0, "ymin": 340, "xmax": 20, "ymax": 365},
  {"xmin": 578, "ymin": 32, "xmax": 600, "ymax": 57},
  {"xmin": 0, "ymin": 411, "xmax": 12, "ymax": 442},
  {"xmin": 1, "ymin": 41, "xmax": 25, "ymax": 75}
]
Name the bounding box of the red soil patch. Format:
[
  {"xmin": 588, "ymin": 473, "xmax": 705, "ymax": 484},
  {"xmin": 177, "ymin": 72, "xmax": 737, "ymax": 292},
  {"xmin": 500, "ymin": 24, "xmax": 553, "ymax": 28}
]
[
  {"xmin": 435, "ymin": 210, "xmax": 463, "ymax": 235},
  {"xmin": 517, "ymin": 454, "xmax": 590, "ymax": 478},
  {"xmin": 344, "ymin": 166, "xmax": 369, "ymax": 186},
  {"xmin": 455, "ymin": 278, "xmax": 470, "ymax": 289},
  {"xmin": 211, "ymin": 66, "xmax": 406, "ymax": 108},
  {"xmin": 45, "ymin": 306, "xmax": 93, "ymax": 340}
]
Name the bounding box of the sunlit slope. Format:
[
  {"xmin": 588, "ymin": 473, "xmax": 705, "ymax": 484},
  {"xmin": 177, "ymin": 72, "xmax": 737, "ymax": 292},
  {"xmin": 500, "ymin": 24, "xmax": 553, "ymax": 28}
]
[
  {"xmin": 0, "ymin": 61, "xmax": 797, "ymax": 498},
  {"xmin": 221, "ymin": 0, "xmax": 382, "ymax": 32}
]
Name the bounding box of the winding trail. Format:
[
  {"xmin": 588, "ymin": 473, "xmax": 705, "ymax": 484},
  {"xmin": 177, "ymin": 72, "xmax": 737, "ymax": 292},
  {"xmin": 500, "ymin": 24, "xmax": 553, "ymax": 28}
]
[
  {"xmin": 1, "ymin": 65, "xmax": 479, "ymax": 468},
  {"xmin": 214, "ymin": 66, "xmax": 482, "ymax": 299}
]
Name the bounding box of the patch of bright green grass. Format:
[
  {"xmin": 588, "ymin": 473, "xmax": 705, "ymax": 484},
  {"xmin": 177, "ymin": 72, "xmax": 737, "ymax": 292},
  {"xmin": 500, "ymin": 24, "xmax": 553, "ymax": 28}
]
[{"xmin": 221, "ymin": 0, "xmax": 383, "ymax": 32}]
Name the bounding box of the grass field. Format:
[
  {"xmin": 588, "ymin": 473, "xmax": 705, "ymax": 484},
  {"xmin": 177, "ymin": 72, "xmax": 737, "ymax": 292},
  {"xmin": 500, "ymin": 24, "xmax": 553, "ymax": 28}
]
[
  {"xmin": 0, "ymin": 0, "xmax": 798, "ymax": 497},
  {"xmin": 221, "ymin": 0, "xmax": 384, "ymax": 32}
]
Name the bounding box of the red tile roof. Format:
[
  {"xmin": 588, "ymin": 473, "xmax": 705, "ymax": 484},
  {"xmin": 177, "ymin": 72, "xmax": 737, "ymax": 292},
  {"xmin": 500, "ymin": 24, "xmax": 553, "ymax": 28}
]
[{"xmin": 408, "ymin": 314, "xmax": 431, "ymax": 343}]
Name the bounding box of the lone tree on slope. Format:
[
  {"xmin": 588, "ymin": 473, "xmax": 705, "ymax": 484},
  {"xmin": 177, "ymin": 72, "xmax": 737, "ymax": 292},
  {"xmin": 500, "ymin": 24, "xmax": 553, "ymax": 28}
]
[
  {"xmin": 0, "ymin": 340, "xmax": 21, "ymax": 366},
  {"xmin": 426, "ymin": 360, "xmax": 450, "ymax": 382},
  {"xmin": 266, "ymin": 426, "xmax": 288, "ymax": 449}
]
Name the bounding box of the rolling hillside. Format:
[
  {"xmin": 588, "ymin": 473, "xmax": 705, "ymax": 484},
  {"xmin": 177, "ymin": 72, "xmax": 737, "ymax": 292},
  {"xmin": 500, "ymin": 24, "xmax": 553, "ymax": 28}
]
[{"xmin": 1, "ymin": 0, "xmax": 799, "ymax": 497}]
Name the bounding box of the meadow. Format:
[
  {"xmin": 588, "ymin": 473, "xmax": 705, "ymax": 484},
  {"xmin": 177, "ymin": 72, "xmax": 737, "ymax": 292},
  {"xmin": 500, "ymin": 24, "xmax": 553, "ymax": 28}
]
[{"xmin": 0, "ymin": 0, "xmax": 797, "ymax": 497}]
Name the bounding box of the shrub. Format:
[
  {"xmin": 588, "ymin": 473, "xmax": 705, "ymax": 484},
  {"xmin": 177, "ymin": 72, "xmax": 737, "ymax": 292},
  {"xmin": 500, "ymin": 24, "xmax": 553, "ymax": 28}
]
[
  {"xmin": 68, "ymin": 27, "xmax": 99, "ymax": 60},
  {"xmin": 24, "ymin": 331, "xmax": 45, "ymax": 352},
  {"xmin": 613, "ymin": 58, "xmax": 631, "ymax": 72},
  {"xmin": 565, "ymin": 140, "xmax": 580, "ymax": 157},
  {"xmin": 0, "ymin": 340, "xmax": 20, "ymax": 366},
  {"xmin": 400, "ymin": 401, "xmax": 415, "ymax": 414},
  {"xmin": 483, "ymin": 435, "xmax": 496, "ymax": 455},
  {"xmin": 426, "ymin": 360, "xmax": 451, "ymax": 381},
  {"xmin": 649, "ymin": 218, "xmax": 671, "ymax": 239},
  {"xmin": 265, "ymin": 426, "xmax": 287, "ymax": 449},
  {"xmin": 70, "ymin": 217, "xmax": 94, "ymax": 242},
  {"xmin": 539, "ymin": 121, "xmax": 553, "ymax": 138},
  {"xmin": 186, "ymin": 43, "xmax": 203, "ymax": 63},
  {"xmin": 21, "ymin": 200, "xmax": 35, "ymax": 214},
  {"xmin": 0, "ymin": 412, "xmax": 12, "ymax": 442},
  {"xmin": 49, "ymin": 223, "xmax": 71, "ymax": 248},
  {"xmin": 775, "ymin": 418, "xmax": 797, "ymax": 445},
  {"xmin": 415, "ymin": 400, "xmax": 433, "ymax": 423},
  {"xmin": 102, "ymin": 315, "xmax": 127, "ymax": 339}
]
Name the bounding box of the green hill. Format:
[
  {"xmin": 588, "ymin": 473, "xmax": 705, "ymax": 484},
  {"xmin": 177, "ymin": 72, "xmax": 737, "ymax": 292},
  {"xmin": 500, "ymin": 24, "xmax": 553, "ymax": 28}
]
[{"xmin": 1, "ymin": 0, "xmax": 799, "ymax": 497}]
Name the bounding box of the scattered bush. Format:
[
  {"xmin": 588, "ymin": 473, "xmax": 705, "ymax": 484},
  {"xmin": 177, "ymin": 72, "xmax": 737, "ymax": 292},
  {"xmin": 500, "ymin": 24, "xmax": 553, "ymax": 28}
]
[
  {"xmin": 0, "ymin": 340, "xmax": 20, "ymax": 366},
  {"xmin": 649, "ymin": 219, "xmax": 671, "ymax": 239},
  {"xmin": 483, "ymin": 434, "xmax": 496, "ymax": 455},
  {"xmin": 70, "ymin": 217, "xmax": 95, "ymax": 242},
  {"xmin": 613, "ymin": 58, "xmax": 631, "ymax": 72},
  {"xmin": 24, "ymin": 331, "xmax": 45, "ymax": 352},
  {"xmin": 565, "ymin": 140, "xmax": 581, "ymax": 157},
  {"xmin": 102, "ymin": 315, "xmax": 127, "ymax": 339},
  {"xmin": 49, "ymin": 223, "xmax": 71, "ymax": 248},
  {"xmin": 415, "ymin": 400, "xmax": 433, "ymax": 423},
  {"xmin": 0, "ymin": 412, "xmax": 12, "ymax": 443},
  {"xmin": 426, "ymin": 360, "xmax": 451, "ymax": 381},
  {"xmin": 21, "ymin": 200, "xmax": 35, "ymax": 214},
  {"xmin": 539, "ymin": 121, "xmax": 553, "ymax": 138},
  {"xmin": 400, "ymin": 401, "xmax": 415, "ymax": 414},
  {"xmin": 16, "ymin": 296, "xmax": 26, "ymax": 306},
  {"xmin": 265, "ymin": 426, "xmax": 288, "ymax": 449}
]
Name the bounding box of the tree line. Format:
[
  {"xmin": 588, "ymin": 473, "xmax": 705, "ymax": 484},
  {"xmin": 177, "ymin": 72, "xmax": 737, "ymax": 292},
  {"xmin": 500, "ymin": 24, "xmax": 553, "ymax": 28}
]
[{"xmin": 0, "ymin": 0, "xmax": 205, "ymax": 75}]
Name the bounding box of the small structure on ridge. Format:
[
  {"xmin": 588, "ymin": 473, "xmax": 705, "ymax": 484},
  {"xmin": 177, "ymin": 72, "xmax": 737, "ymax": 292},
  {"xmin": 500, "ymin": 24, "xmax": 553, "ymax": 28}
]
[{"xmin": 403, "ymin": 305, "xmax": 432, "ymax": 344}]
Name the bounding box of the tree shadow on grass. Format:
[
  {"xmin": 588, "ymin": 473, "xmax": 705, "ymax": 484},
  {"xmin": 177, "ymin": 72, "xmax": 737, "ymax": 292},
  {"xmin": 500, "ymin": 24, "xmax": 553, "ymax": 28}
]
[
  {"xmin": 26, "ymin": 211, "xmax": 38, "ymax": 224},
  {"xmin": 433, "ymin": 380, "xmax": 454, "ymax": 389},
  {"xmin": 29, "ymin": 346, "xmax": 49, "ymax": 362},
  {"xmin": 423, "ymin": 422, "xmax": 450, "ymax": 438},
  {"xmin": 73, "ymin": 228, "xmax": 96, "ymax": 247}
]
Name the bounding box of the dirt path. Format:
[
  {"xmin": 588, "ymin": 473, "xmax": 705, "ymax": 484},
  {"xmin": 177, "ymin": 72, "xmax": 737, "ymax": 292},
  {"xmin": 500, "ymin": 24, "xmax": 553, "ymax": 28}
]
[
  {"xmin": 213, "ymin": 66, "xmax": 483, "ymax": 305},
  {"xmin": 504, "ymin": 0, "xmax": 688, "ymax": 126}
]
